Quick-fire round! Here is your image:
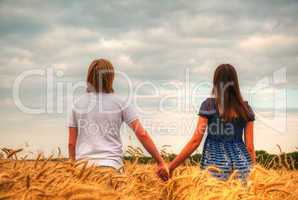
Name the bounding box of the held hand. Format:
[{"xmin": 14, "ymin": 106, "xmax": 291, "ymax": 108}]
[{"xmin": 156, "ymin": 162, "xmax": 170, "ymax": 181}]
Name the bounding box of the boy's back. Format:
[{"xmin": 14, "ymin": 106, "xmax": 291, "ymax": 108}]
[{"xmin": 69, "ymin": 92, "xmax": 138, "ymax": 169}]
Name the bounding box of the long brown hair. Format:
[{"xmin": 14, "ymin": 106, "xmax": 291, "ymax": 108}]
[
  {"xmin": 212, "ymin": 64, "xmax": 250, "ymax": 121},
  {"xmin": 86, "ymin": 58, "xmax": 115, "ymax": 93}
]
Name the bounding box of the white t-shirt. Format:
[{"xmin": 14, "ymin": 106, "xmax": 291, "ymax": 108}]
[{"xmin": 68, "ymin": 92, "xmax": 138, "ymax": 169}]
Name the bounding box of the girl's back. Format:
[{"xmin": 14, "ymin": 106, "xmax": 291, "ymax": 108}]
[
  {"xmin": 158, "ymin": 64, "xmax": 256, "ymax": 181},
  {"xmin": 199, "ymin": 97, "xmax": 254, "ymax": 142},
  {"xmin": 199, "ymin": 97, "xmax": 255, "ymax": 180}
]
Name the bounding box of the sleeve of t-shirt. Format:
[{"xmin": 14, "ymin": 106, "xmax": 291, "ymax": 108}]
[
  {"xmin": 122, "ymin": 103, "xmax": 139, "ymax": 125},
  {"xmin": 68, "ymin": 108, "xmax": 78, "ymax": 127}
]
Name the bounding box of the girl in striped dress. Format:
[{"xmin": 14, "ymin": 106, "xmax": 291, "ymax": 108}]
[{"xmin": 157, "ymin": 64, "xmax": 256, "ymax": 181}]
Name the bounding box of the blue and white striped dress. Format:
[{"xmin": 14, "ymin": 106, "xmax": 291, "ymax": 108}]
[{"xmin": 199, "ymin": 98, "xmax": 255, "ymax": 180}]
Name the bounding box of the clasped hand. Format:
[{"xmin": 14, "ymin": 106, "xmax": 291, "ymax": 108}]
[{"xmin": 156, "ymin": 162, "xmax": 173, "ymax": 181}]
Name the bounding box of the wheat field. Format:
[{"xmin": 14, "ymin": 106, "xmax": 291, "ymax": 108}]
[{"xmin": 0, "ymin": 148, "xmax": 297, "ymax": 200}]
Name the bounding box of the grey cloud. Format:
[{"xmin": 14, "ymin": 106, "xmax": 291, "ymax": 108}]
[{"xmin": 0, "ymin": 0, "xmax": 298, "ymax": 89}]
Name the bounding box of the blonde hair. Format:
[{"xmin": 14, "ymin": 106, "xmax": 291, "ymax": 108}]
[{"xmin": 86, "ymin": 58, "xmax": 115, "ymax": 93}]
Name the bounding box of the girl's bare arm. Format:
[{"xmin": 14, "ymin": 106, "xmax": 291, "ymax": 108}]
[
  {"xmin": 244, "ymin": 121, "xmax": 256, "ymax": 163},
  {"xmin": 168, "ymin": 117, "xmax": 208, "ymax": 171}
]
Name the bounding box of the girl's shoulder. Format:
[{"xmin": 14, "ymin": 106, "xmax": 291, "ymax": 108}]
[
  {"xmin": 243, "ymin": 101, "xmax": 255, "ymax": 121},
  {"xmin": 198, "ymin": 97, "xmax": 217, "ymax": 117},
  {"xmin": 201, "ymin": 97, "xmax": 216, "ymax": 109}
]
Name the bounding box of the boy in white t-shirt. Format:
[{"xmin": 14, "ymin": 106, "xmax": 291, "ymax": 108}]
[{"xmin": 68, "ymin": 58, "xmax": 167, "ymax": 173}]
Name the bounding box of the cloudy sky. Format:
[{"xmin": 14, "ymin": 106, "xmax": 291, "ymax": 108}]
[{"xmin": 0, "ymin": 0, "xmax": 298, "ymax": 155}]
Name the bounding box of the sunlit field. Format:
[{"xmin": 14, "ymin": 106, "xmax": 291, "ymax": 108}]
[{"xmin": 0, "ymin": 148, "xmax": 297, "ymax": 200}]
